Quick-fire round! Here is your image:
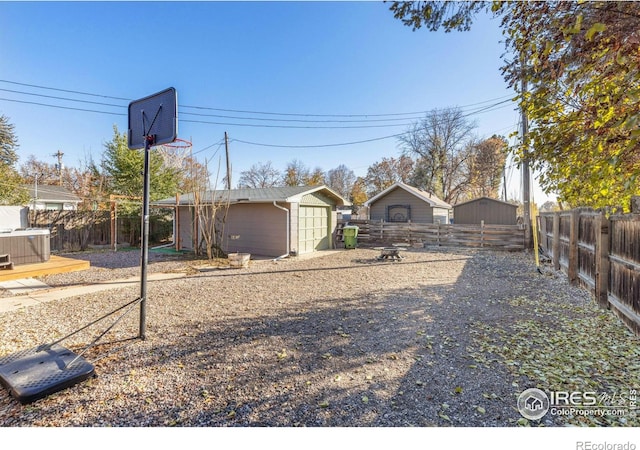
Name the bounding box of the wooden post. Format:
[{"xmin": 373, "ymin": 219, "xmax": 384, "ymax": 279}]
[
  {"xmin": 480, "ymin": 220, "xmax": 485, "ymax": 248},
  {"xmin": 594, "ymin": 213, "xmax": 610, "ymax": 308},
  {"xmin": 110, "ymin": 195, "xmax": 115, "ymax": 251},
  {"xmin": 568, "ymin": 210, "xmax": 579, "ymax": 284},
  {"xmin": 631, "ymin": 196, "xmax": 640, "ymax": 214},
  {"xmin": 552, "ymin": 212, "xmax": 560, "ymax": 271},
  {"xmin": 175, "ymin": 193, "xmax": 181, "ymax": 251}
]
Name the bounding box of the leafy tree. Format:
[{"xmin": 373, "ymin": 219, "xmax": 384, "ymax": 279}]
[
  {"xmin": 282, "ymin": 159, "xmax": 310, "ymax": 186},
  {"xmin": 102, "ymin": 126, "xmax": 181, "ymax": 212},
  {"xmin": 501, "ymin": 1, "xmax": 640, "ymax": 210},
  {"xmin": 389, "ymin": 1, "xmax": 488, "ymax": 32},
  {"xmin": 237, "ymin": 161, "xmax": 281, "ymax": 188},
  {"xmin": 0, "ymin": 163, "xmax": 29, "ymax": 205},
  {"xmin": 364, "ymin": 155, "xmax": 414, "ymax": 197},
  {"xmin": 389, "ymin": 1, "xmax": 640, "ymax": 210},
  {"xmin": 466, "ymin": 135, "xmax": 508, "ymax": 199},
  {"xmin": 349, "ymin": 176, "xmax": 368, "ymax": 208},
  {"xmin": 305, "ymin": 167, "xmax": 325, "ymax": 186},
  {"xmin": 0, "ymin": 114, "xmax": 28, "ymax": 205},
  {"xmin": 399, "ymin": 107, "xmax": 476, "ymax": 203},
  {"xmin": 325, "ymin": 164, "xmax": 356, "ymax": 198},
  {"xmin": 0, "ymin": 114, "xmax": 19, "ymax": 167}
]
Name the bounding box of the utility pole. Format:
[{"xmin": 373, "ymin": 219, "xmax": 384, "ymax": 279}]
[
  {"xmin": 53, "ymin": 150, "xmax": 64, "ymax": 186},
  {"xmin": 521, "ymin": 65, "xmax": 532, "ymax": 249},
  {"xmin": 225, "ymin": 132, "xmax": 231, "ymax": 190},
  {"xmin": 31, "ymin": 173, "xmax": 41, "ymax": 226}
]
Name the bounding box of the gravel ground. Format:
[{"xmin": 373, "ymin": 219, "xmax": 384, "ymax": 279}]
[{"xmin": 0, "ymin": 246, "xmax": 638, "ymax": 427}]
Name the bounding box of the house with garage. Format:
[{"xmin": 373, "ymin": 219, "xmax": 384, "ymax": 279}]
[
  {"xmin": 154, "ymin": 185, "xmax": 349, "ymax": 258},
  {"xmin": 452, "ymin": 197, "xmax": 518, "ymax": 225},
  {"xmin": 364, "ymin": 182, "xmax": 452, "ymax": 224}
]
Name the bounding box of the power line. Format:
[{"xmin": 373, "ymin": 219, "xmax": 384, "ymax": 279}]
[
  {"xmin": 0, "ymin": 88, "xmax": 126, "ymax": 109},
  {"xmin": 0, "ymin": 78, "xmax": 514, "ymax": 121},
  {"xmin": 0, "ymin": 97, "xmax": 125, "ymax": 116},
  {"xmin": 0, "ymin": 87, "xmax": 514, "ymax": 127},
  {"xmin": 180, "ymin": 95, "xmax": 515, "ymax": 118},
  {"xmin": 232, "ymin": 133, "xmax": 408, "ymax": 149},
  {"xmin": 0, "ymin": 79, "xmax": 131, "ymax": 102}
]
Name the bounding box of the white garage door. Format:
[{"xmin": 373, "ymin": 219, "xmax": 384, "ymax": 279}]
[{"xmin": 298, "ymin": 206, "xmax": 329, "ymax": 254}]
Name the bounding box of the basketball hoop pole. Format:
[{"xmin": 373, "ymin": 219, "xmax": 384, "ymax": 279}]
[{"xmin": 139, "ymin": 134, "xmax": 154, "ymax": 340}]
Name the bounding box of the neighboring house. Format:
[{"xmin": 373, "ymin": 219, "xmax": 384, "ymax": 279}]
[
  {"xmin": 24, "ymin": 185, "xmax": 82, "ymax": 211},
  {"xmin": 364, "ymin": 182, "xmax": 452, "ymax": 224},
  {"xmin": 453, "ymin": 197, "xmax": 518, "ymax": 225},
  {"xmin": 154, "ymin": 185, "xmax": 349, "ymax": 258}
]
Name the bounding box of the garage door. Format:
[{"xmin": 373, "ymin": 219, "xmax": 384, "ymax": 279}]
[{"xmin": 298, "ymin": 206, "xmax": 329, "ymax": 254}]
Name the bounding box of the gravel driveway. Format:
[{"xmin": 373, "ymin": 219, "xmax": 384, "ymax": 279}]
[{"xmin": 0, "ymin": 247, "xmax": 638, "ymax": 427}]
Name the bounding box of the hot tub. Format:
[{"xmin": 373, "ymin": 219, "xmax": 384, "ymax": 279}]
[{"xmin": 0, "ymin": 229, "xmax": 50, "ymax": 266}]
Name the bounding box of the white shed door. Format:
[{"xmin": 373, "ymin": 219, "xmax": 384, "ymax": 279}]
[{"xmin": 298, "ymin": 206, "xmax": 329, "ymax": 254}]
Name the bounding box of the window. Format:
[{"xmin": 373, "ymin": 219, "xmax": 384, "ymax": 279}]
[{"xmin": 386, "ymin": 204, "xmax": 411, "ymax": 222}]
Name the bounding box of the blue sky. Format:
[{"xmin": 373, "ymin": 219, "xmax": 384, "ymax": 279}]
[{"xmin": 0, "ymin": 1, "xmax": 552, "ymax": 202}]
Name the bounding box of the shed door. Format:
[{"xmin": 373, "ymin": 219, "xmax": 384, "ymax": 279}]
[{"xmin": 298, "ymin": 206, "xmax": 329, "ymax": 254}]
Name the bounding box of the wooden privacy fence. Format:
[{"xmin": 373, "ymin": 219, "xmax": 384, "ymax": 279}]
[
  {"xmin": 30, "ymin": 210, "xmax": 173, "ymax": 252},
  {"xmin": 538, "ymin": 208, "xmax": 640, "ymax": 336},
  {"xmin": 337, "ymin": 220, "xmax": 525, "ymax": 250}
]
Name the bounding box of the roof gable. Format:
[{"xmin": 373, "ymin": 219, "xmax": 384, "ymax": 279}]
[
  {"xmin": 365, "ymin": 182, "xmax": 451, "ymax": 209},
  {"xmin": 453, "ymin": 196, "xmax": 518, "ymax": 209}
]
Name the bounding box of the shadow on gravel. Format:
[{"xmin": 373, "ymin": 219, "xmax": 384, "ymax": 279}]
[{"xmin": 3, "ymin": 248, "xmax": 633, "ymax": 427}]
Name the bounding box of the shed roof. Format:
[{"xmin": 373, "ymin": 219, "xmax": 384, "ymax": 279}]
[
  {"xmin": 153, "ymin": 185, "xmax": 349, "ymax": 207},
  {"xmin": 364, "ymin": 182, "xmax": 451, "ymax": 209},
  {"xmin": 24, "ymin": 185, "xmax": 82, "ymax": 203},
  {"xmin": 453, "ymin": 196, "xmax": 518, "ymax": 209}
]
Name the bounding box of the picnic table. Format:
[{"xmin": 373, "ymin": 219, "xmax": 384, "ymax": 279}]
[{"xmin": 374, "ymin": 246, "xmax": 407, "ymax": 261}]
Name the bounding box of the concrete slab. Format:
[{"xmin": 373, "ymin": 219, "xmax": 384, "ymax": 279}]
[
  {"xmin": 0, "ymin": 272, "xmax": 186, "ymax": 314},
  {"xmin": 0, "ymin": 279, "xmax": 50, "ymax": 296}
]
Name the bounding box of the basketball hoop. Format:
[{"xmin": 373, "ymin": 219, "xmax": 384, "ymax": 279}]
[
  {"xmin": 158, "ymin": 138, "xmax": 192, "ymax": 150},
  {"xmin": 156, "ymin": 138, "xmax": 193, "ymax": 170}
]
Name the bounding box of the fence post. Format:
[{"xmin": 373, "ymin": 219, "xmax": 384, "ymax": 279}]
[
  {"xmin": 568, "ymin": 210, "xmax": 579, "ymax": 284},
  {"xmin": 480, "ymin": 220, "xmax": 485, "ymax": 248},
  {"xmin": 552, "ymin": 212, "xmax": 560, "ymax": 271},
  {"xmin": 594, "ymin": 213, "xmax": 610, "ymax": 308},
  {"xmin": 437, "ymin": 222, "xmax": 441, "ymax": 246}
]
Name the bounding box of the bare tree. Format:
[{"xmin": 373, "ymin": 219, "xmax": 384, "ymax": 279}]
[
  {"xmin": 399, "ymin": 107, "xmax": 476, "ymax": 203},
  {"xmin": 238, "ymin": 161, "xmax": 281, "ymax": 188},
  {"xmin": 191, "ymin": 154, "xmax": 229, "ymax": 260},
  {"xmin": 326, "ymin": 164, "xmax": 356, "ymax": 198}
]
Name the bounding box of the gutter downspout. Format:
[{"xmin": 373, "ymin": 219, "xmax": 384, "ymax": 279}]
[{"xmin": 273, "ymin": 201, "xmax": 290, "ymax": 261}]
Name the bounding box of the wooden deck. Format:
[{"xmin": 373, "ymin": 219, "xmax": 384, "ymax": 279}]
[{"xmin": 0, "ymin": 255, "xmax": 90, "ymax": 282}]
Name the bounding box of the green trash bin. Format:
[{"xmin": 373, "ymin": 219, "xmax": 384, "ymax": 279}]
[{"xmin": 343, "ymin": 225, "xmax": 359, "ymax": 249}]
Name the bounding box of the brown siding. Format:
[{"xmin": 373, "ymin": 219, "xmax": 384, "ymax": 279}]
[
  {"xmin": 453, "ymin": 198, "xmax": 517, "ymax": 225},
  {"xmin": 369, "ymin": 187, "xmax": 435, "ymax": 223},
  {"xmin": 222, "ymin": 203, "xmax": 288, "ymax": 257}
]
